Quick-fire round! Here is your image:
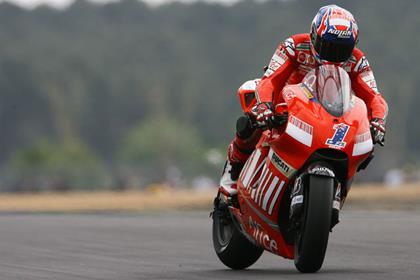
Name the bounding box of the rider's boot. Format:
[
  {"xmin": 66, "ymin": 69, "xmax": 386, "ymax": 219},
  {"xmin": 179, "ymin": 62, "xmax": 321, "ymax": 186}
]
[
  {"xmin": 219, "ymin": 141, "xmax": 251, "ymax": 196},
  {"xmin": 219, "ymin": 117, "xmax": 261, "ymax": 197}
]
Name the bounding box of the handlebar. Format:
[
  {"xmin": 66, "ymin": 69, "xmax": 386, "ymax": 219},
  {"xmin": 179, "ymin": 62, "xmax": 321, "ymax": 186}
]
[{"xmin": 249, "ymin": 112, "xmax": 289, "ymax": 130}]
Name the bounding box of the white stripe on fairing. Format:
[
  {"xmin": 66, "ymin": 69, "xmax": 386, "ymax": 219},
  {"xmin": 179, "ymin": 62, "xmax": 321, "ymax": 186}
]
[
  {"xmin": 352, "ymin": 139, "xmax": 373, "ymax": 156},
  {"xmin": 239, "ymin": 79, "xmax": 260, "ymax": 91},
  {"xmin": 239, "ymin": 154, "xmax": 251, "ymax": 182},
  {"xmin": 250, "ymin": 184, "xmax": 257, "ymax": 199},
  {"xmin": 241, "ymin": 149, "xmax": 257, "ymax": 183},
  {"xmin": 254, "ymin": 164, "xmax": 269, "ymax": 203},
  {"xmin": 330, "ymin": 18, "xmax": 350, "ymax": 27},
  {"xmin": 250, "ymin": 164, "xmax": 265, "ymax": 199},
  {"xmin": 286, "ymin": 122, "xmax": 313, "ymax": 147},
  {"xmin": 269, "ymin": 181, "xmax": 285, "ymax": 215},
  {"xmin": 250, "ymin": 174, "xmax": 262, "ymax": 198},
  {"xmin": 257, "ymin": 166, "xmax": 273, "ymax": 204},
  {"xmin": 239, "ymin": 151, "xmax": 254, "ymax": 183},
  {"xmin": 247, "ymin": 159, "xmax": 265, "ymax": 192},
  {"xmin": 262, "ymin": 176, "xmax": 279, "ymax": 210},
  {"xmin": 255, "ymin": 167, "xmax": 270, "ymax": 204},
  {"xmin": 259, "ymin": 173, "xmax": 273, "ymax": 206},
  {"xmin": 242, "ymin": 149, "xmax": 261, "ymax": 188}
]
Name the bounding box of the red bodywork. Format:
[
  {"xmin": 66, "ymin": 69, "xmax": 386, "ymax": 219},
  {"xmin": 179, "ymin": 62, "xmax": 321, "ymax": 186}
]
[{"xmin": 233, "ymin": 82, "xmax": 372, "ymax": 259}]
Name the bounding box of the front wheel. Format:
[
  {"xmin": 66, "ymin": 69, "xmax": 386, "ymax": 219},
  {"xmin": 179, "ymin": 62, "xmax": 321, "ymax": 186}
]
[
  {"xmin": 212, "ymin": 198, "xmax": 263, "ymax": 270},
  {"xmin": 294, "ymin": 175, "xmax": 334, "ymax": 273}
]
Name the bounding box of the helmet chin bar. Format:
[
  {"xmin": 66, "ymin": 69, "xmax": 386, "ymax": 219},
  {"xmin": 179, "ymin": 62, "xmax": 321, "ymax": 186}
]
[{"xmin": 310, "ymin": 38, "xmax": 353, "ymax": 66}]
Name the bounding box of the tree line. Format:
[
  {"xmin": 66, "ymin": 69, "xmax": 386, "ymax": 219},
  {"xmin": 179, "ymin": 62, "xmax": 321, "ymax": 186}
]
[{"xmin": 0, "ymin": 0, "xmax": 417, "ymax": 191}]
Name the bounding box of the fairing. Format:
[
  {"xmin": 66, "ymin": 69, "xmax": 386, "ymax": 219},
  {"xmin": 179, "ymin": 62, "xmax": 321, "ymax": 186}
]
[{"xmin": 235, "ymin": 66, "xmax": 373, "ymax": 260}]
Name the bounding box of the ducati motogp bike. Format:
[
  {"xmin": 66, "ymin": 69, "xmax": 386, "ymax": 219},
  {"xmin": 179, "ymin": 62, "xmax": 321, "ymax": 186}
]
[{"xmin": 212, "ymin": 65, "xmax": 376, "ymax": 273}]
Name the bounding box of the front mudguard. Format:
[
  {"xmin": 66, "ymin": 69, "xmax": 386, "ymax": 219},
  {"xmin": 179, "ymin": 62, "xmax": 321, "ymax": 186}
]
[{"xmin": 307, "ymin": 163, "xmax": 336, "ymax": 178}]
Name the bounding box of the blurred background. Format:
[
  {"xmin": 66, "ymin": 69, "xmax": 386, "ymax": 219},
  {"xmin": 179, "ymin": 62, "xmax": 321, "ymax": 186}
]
[{"xmin": 0, "ymin": 0, "xmax": 417, "ymax": 193}]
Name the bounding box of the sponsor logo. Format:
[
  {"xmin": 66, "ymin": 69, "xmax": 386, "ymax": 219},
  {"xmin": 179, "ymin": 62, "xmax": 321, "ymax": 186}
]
[
  {"xmin": 269, "ymin": 150, "xmax": 295, "ymax": 178},
  {"xmin": 301, "ymin": 85, "xmax": 314, "ymax": 100},
  {"xmin": 297, "ymin": 52, "xmax": 306, "ymax": 63},
  {"xmin": 326, "ymin": 123, "xmax": 350, "ymax": 149},
  {"xmin": 284, "ymin": 38, "xmax": 295, "ymax": 56},
  {"xmin": 282, "ymin": 88, "xmax": 296, "ymax": 101},
  {"xmin": 361, "ymin": 71, "xmax": 378, "ymax": 92},
  {"xmin": 297, "ymin": 52, "xmax": 316, "ymax": 66},
  {"xmin": 291, "ymin": 176, "xmax": 303, "ymax": 197},
  {"xmin": 291, "ymin": 195, "xmax": 304, "ymax": 206},
  {"xmin": 355, "ymin": 56, "xmax": 370, "ymax": 72},
  {"xmin": 327, "ymin": 29, "xmax": 352, "ymax": 38},
  {"xmin": 248, "ymin": 216, "xmax": 278, "ymax": 253},
  {"xmin": 265, "ymin": 49, "xmax": 288, "ymax": 77},
  {"xmin": 309, "ymin": 166, "xmax": 335, "ymax": 177}
]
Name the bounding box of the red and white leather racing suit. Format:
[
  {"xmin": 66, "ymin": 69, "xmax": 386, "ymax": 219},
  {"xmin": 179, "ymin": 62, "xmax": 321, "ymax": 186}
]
[{"xmin": 219, "ymin": 33, "xmax": 388, "ymax": 191}]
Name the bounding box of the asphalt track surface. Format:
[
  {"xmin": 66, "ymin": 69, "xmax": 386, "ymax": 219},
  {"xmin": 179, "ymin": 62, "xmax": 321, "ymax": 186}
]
[{"xmin": 0, "ymin": 210, "xmax": 419, "ymax": 280}]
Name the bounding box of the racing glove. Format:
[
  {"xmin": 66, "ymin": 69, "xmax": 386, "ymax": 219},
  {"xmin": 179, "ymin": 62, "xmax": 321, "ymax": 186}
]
[
  {"xmin": 370, "ymin": 118, "xmax": 386, "ymax": 146},
  {"xmin": 272, "ymin": 103, "xmax": 289, "ymax": 127},
  {"xmin": 250, "ymin": 102, "xmax": 274, "ymax": 128}
]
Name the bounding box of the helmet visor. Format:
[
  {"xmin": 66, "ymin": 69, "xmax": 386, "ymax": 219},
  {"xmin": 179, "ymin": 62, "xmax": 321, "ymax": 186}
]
[{"xmin": 313, "ymin": 35, "xmax": 354, "ymax": 63}]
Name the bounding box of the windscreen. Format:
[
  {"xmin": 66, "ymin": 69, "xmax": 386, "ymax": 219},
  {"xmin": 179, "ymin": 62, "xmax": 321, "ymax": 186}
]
[{"xmin": 302, "ymin": 65, "xmax": 352, "ymax": 117}]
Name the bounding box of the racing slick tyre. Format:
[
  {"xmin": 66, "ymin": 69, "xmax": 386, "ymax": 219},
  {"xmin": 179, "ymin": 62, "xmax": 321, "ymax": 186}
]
[
  {"xmin": 212, "ymin": 204, "xmax": 263, "ymax": 270},
  {"xmin": 294, "ymin": 175, "xmax": 334, "ymax": 273}
]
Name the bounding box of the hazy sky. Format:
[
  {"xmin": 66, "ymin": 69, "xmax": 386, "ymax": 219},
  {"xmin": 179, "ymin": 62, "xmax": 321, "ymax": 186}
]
[{"xmin": 0, "ymin": 0, "xmax": 241, "ymax": 9}]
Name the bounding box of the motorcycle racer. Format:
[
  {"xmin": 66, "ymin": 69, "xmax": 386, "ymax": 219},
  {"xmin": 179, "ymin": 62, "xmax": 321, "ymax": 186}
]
[{"xmin": 219, "ymin": 4, "xmax": 388, "ymax": 195}]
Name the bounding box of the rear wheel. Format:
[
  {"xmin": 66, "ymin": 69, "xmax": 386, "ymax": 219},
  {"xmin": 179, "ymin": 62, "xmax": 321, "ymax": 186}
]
[
  {"xmin": 294, "ymin": 175, "xmax": 334, "ymax": 273},
  {"xmin": 212, "ymin": 198, "xmax": 263, "ymax": 270}
]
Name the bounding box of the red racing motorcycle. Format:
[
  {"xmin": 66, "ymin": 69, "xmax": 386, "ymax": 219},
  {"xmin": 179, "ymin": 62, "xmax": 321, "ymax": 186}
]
[{"xmin": 212, "ymin": 65, "xmax": 376, "ymax": 273}]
